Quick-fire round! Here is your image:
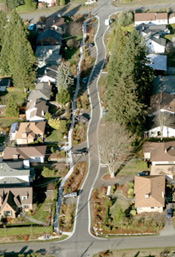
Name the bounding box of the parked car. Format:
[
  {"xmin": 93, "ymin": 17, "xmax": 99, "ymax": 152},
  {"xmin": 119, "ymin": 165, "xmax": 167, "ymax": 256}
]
[
  {"xmin": 167, "ymin": 208, "xmax": 173, "ymax": 218},
  {"xmin": 72, "ymin": 149, "xmax": 88, "ymax": 157},
  {"xmin": 138, "ymin": 171, "xmax": 150, "ymax": 176}
]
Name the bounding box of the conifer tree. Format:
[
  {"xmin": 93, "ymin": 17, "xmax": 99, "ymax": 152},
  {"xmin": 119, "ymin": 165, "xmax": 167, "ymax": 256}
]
[
  {"xmin": 106, "ymin": 25, "xmax": 153, "ymax": 134},
  {"xmin": 0, "ymin": 11, "xmax": 7, "ymax": 51},
  {"xmin": 0, "ymin": 10, "xmax": 36, "ymax": 90}
]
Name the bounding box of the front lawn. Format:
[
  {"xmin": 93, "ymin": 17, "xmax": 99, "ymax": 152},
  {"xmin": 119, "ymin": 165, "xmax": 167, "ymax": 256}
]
[
  {"xmin": 0, "ymin": 225, "xmax": 52, "ymax": 237},
  {"xmin": 119, "ymin": 159, "xmax": 149, "ymax": 175}
]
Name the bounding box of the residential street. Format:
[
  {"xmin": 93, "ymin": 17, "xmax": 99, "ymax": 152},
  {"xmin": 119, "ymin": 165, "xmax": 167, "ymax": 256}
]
[{"xmin": 2, "ymin": 0, "xmax": 175, "ymax": 257}]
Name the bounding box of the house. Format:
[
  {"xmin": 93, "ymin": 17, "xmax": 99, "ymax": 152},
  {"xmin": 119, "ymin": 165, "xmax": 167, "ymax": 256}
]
[
  {"xmin": 134, "ymin": 175, "xmax": 165, "ymax": 214},
  {"xmin": 45, "ymin": 16, "xmax": 66, "ymax": 34},
  {"xmin": 3, "ymin": 145, "xmax": 47, "ymax": 163},
  {"xmin": 145, "ymin": 34, "xmax": 166, "ymax": 54},
  {"xmin": 15, "ymin": 121, "xmax": 46, "ymax": 145},
  {"xmin": 134, "ymin": 12, "xmax": 168, "ymax": 26},
  {"xmin": 36, "ymin": 29, "xmax": 62, "ymax": 46},
  {"xmin": 38, "ymin": 0, "xmax": 56, "ymax": 7},
  {"xmin": 143, "ymin": 141, "xmax": 175, "ymax": 164},
  {"xmin": 169, "ymin": 13, "xmax": 175, "ymax": 24},
  {"xmin": 147, "ymin": 54, "xmax": 167, "ymax": 71},
  {"xmin": 9, "ymin": 122, "xmax": 19, "ymax": 141},
  {"xmin": 136, "ymin": 24, "xmax": 167, "ymax": 54},
  {"xmin": 154, "ymin": 76, "xmax": 175, "ymax": 94},
  {"xmin": 35, "ymin": 45, "xmax": 62, "ymax": 67},
  {"xmin": 37, "ymin": 65, "xmax": 57, "ymax": 84},
  {"xmin": 0, "ymin": 78, "xmax": 11, "ymax": 92},
  {"xmin": 0, "ymin": 187, "xmax": 33, "ymax": 218},
  {"xmin": 26, "ymin": 99, "xmax": 48, "ymax": 122},
  {"xmin": 0, "ymin": 161, "xmax": 32, "ymax": 186},
  {"xmin": 148, "ymin": 92, "xmax": 175, "ymax": 116},
  {"xmin": 144, "ymin": 123, "xmax": 175, "ymax": 138},
  {"xmin": 28, "ymin": 82, "xmax": 52, "ymax": 101}
]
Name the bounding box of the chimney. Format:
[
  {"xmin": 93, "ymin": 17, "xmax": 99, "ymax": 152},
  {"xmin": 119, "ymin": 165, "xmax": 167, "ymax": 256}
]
[
  {"xmin": 165, "ymin": 148, "xmax": 167, "ymax": 153},
  {"xmin": 145, "ymin": 193, "xmax": 150, "ymax": 198}
]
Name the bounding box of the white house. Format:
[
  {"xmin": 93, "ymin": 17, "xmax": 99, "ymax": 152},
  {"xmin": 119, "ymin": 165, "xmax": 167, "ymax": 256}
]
[
  {"xmin": 169, "ymin": 13, "xmax": 175, "ymax": 24},
  {"xmin": 135, "ymin": 12, "xmax": 168, "ymax": 26},
  {"xmin": 145, "ymin": 125, "xmax": 175, "ymax": 138},
  {"xmin": 0, "ymin": 162, "xmax": 32, "ymax": 186},
  {"xmin": 37, "ymin": 65, "xmax": 57, "ymax": 84},
  {"xmin": 145, "ymin": 36, "xmax": 166, "ymax": 54},
  {"xmin": 26, "ymin": 99, "xmax": 48, "ymax": 122},
  {"xmin": 38, "ymin": 0, "xmax": 56, "ymax": 7}
]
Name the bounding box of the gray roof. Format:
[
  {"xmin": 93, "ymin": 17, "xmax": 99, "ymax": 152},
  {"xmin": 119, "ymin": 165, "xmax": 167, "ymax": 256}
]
[
  {"xmin": 0, "ymin": 162, "xmax": 30, "ymax": 176},
  {"xmin": 26, "ymin": 99, "xmax": 48, "ymax": 120},
  {"xmin": 153, "ymin": 76, "xmax": 175, "ymax": 94},
  {"xmin": 147, "ymin": 54, "xmax": 167, "ymax": 71},
  {"xmin": 0, "ymin": 177, "xmax": 27, "ymax": 185},
  {"xmin": 35, "ymin": 45, "xmax": 61, "ymax": 65},
  {"xmin": 36, "ymin": 29, "xmax": 62, "ymax": 46},
  {"xmin": 37, "ymin": 64, "xmax": 58, "ymax": 79},
  {"xmin": 10, "ymin": 122, "xmax": 19, "ymax": 134},
  {"xmin": 136, "ymin": 24, "xmax": 167, "ymax": 47},
  {"xmin": 28, "ymin": 82, "xmax": 52, "ymax": 101}
]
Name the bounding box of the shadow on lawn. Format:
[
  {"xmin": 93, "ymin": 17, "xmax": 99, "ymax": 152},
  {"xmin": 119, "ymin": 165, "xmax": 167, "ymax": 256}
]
[{"xmin": 1, "ymin": 246, "xmax": 47, "ymax": 256}]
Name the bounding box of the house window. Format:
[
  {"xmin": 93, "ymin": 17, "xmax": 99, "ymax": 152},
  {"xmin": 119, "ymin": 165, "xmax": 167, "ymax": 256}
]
[
  {"xmin": 22, "ymin": 204, "xmax": 30, "ymax": 209},
  {"xmin": 22, "ymin": 196, "xmax": 28, "ymax": 200},
  {"xmin": 4, "ymin": 210, "xmax": 12, "ymax": 216},
  {"xmin": 157, "ymin": 131, "xmax": 161, "ymax": 136},
  {"xmin": 151, "ymin": 207, "xmax": 154, "ymax": 209}
]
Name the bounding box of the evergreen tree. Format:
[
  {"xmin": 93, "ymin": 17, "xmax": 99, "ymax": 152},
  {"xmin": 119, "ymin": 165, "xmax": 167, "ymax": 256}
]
[
  {"xmin": 56, "ymin": 87, "xmax": 70, "ymax": 105},
  {"xmin": 56, "ymin": 62, "xmax": 74, "ymax": 92},
  {"xmin": 106, "ymin": 25, "xmax": 153, "ymax": 134},
  {"xmin": 0, "ymin": 10, "xmax": 36, "ymax": 89},
  {"xmin": 0, "ymin": 11, "xmax": 7, "ymax": 51},
  {"xmin": 24, "ymin": 0, "xmax": 37, "ymax": 9},
  {"xmin": 6, "ymin": 0, "xmax": 24, "ymax": 10}
]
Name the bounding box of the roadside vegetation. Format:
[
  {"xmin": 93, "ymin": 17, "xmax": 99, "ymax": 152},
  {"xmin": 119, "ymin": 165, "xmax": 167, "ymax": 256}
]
[{"xmin": 91, "ymin": 185, "xmax": 165, "ymax": 236}]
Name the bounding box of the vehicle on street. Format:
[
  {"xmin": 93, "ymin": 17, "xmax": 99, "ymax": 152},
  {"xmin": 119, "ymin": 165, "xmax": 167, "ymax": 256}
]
[
  {"xmin": 138, "ymin": 171, "xmax": 150, "ymax": 176},
  {"xmin": 167, "ymin": 208, "xmax": 173, "ymax": 218},
  {"xmin": 72, "ymin": 149, "xmax": 88, "ymax": 157}
]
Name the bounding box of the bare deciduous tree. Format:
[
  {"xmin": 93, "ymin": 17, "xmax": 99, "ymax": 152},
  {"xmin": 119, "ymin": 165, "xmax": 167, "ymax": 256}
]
[{"xmin": 98, "ymin": 122, "xmax": 133, "ymax": 178}]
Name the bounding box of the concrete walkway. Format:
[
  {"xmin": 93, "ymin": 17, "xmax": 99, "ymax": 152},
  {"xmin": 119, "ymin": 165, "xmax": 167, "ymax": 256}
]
[{"xmin": 160, "ymin": 218, "xmax": 175, "ymax": 236}]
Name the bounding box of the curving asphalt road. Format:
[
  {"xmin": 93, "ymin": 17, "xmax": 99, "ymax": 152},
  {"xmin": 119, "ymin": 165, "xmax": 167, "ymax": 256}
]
[{"xmin": 2, "ymin": 1, "xmax": 175, "ymax": 256}]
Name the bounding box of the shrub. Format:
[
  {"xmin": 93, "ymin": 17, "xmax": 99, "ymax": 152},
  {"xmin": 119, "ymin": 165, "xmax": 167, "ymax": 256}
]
[{"xmin": 118, "ymin": 11, "xmax": 134, "ymax": 27}]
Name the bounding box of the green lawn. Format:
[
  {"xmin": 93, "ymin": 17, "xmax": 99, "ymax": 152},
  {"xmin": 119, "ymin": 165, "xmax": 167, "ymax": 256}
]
[
  {"xmin": 47, "ymin": 130, "xmax": 64, "ymax": 142},
  {"xmin": 119, "ymin": 159, "xmax": 149, "ymax": 175},
  {"xmin": 6, "ymin": 88, "xmax": 27, "ymax": 106},
  {"xmin": 32, "ymin": 199, "xmax": 54, "ymax": 223},
  {"xmin": 0, "ymin": 226, "xmax": 52, "ymax": 237},
  {"xmin": 0, "ymin": 118, "xmax": 21, "ymax": 128},
  {"xmin": 164, "ymin": 34, "xmax": 175, "ymax": 42}
]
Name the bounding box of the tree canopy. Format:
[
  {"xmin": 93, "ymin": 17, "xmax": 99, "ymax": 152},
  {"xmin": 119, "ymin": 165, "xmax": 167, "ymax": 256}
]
[
  {"xmin": 0, "ymin": 10, "xmax": 36, "ymax": 90},
  {"xmin": 106, "ymin": 25, "xmax": 153, "ymax": 134}
]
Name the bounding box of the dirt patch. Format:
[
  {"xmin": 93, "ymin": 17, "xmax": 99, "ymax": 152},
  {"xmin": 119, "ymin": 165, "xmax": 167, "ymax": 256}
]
[
  {"xmin": 64, "ymin": 162, "xmax": 88, "ymax": 193},
  {"xmin": 102, "ymin": 174, "xmax": 118, "ymax": 180}
]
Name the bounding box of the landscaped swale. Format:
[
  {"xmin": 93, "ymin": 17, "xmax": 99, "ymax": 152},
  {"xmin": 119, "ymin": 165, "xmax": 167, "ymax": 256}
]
[{"xmin": 91, "ymin": 185, "xmax": 165, "ymax": 236}]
